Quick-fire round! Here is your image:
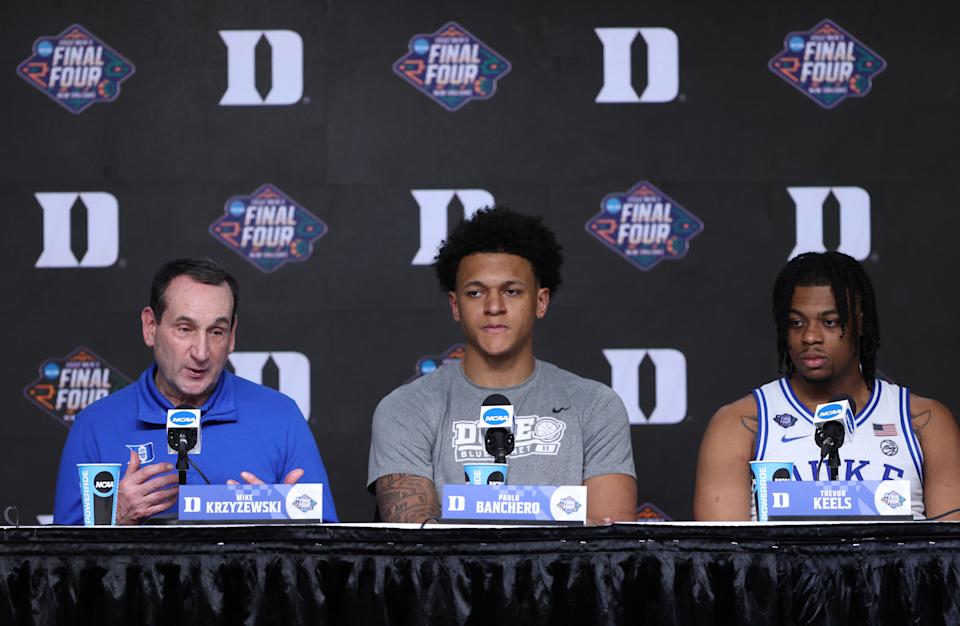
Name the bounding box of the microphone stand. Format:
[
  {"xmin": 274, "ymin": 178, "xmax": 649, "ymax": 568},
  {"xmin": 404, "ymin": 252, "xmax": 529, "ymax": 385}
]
[{"xmin": 177, "ymin": 434, "xmax": 189, "ymax": 485}]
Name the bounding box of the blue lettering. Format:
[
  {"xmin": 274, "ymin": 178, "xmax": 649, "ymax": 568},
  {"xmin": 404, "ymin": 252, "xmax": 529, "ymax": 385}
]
[
  {"xmin": 808, "ymin": 460, "xmax": 822, "ymax": 480},
  {"xmin": 844, "ymin": 459, "xmax": 869, "ymax": 481},
  {"xmin": 882, "ymin": 464, "xmax": 905, "ymax": 480}
]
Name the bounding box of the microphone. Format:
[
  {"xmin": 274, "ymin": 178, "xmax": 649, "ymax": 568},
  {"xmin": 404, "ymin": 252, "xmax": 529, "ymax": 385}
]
[
  {"xmin": 813, "ymin": 394, "xmax": 857, "ymax": 480},
  {"xmin": 479, "ymin": 394, "xmax": 515, "ymax": 465},
  {"xmin": 165, "ymin": 405, "xmax": 210, "ymax": 485}
]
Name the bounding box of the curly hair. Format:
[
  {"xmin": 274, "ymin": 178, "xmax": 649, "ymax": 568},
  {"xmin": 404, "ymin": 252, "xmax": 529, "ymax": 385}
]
[
  {"xmin": 433, "ymin": 207, "xmax": 563, "ymax": 293},
  {"xmin": 772, "ymin": 251, "xmax": 880, "ymax": 386}
]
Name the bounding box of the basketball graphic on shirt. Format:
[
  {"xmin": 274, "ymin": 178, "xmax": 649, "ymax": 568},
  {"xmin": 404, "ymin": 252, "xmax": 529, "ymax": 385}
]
[{"xmin": 534, "ymin": 416, "xmax": 565, "ymax": 443}]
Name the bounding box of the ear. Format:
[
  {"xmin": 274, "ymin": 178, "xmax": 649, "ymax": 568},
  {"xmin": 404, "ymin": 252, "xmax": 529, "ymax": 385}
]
[
  {"xmin": 448, "ymin": 291, "xmax": 461, "ymax": 322},
  {"xmin": 141, "ymin": 307, "xmax": 157, "ymax": 348},
  {"xmin": 535, "ymin": 288, "xmax": 551, "ymax": 320}
]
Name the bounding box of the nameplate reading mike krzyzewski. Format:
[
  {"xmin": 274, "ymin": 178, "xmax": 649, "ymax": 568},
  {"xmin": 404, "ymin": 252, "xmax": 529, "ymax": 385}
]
[
  {"xmin": 178, "ymin": 483, "xmax": 324, "ymax": 521},
  {"xmin": 442, "ymin": 484, "xmax": 587, "ymax": 524}
]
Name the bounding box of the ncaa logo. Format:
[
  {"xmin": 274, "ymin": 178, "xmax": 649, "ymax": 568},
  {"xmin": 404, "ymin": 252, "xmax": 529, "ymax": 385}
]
[
  {"xmin": 35, "ymin": 192, "xmax": 119, "ymax": 268},
  {"xmin": 595, "ymin": 28, "xmax": 679, "ymax": 103},
  {"xmin": 815, "ymin": 404, "xmax": 843, "ymax": 420},
  {"xmin": 603, "ymin": 349, "xmax": 687, "ymax": 425},
  {"xmin": 228, "ymin": 352, "xmax": 311, "ymax": 420},
  {"xmin": 481, "ymin": 407, "xmax": 509, "ymax": 426},
  {"xmin": 169, "ymin": 411, "xmax": 197, "ymax": 425},
  {"xmin": 410, "ymin": 190, "xmax": 494, "ymax": 265},
  {"xmin": 788, "ymin": 187, "xmax": 870, "ymax": 260},
  {"xmin": 219, "ymin": 30, "xmax": 303, "ymax": 105}
]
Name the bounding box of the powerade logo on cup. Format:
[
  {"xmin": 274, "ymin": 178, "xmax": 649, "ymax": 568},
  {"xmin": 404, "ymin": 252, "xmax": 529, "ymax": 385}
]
[
  {"xmin": 78, "ymin": 463, "xmax": 120, "ymax": 525},
  {"xmin": 169, "ymin": 411, "xmax": 197, "ymax": 426},
  {"xmin": 482, "ymin": 407, "xmax": 509, "ymax": 426}
]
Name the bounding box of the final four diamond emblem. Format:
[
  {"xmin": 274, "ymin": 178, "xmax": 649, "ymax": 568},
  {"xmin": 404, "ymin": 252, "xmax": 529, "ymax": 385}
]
[
  {"xmin": 209, "ymin": 184, "xmax": 328, "ymax": 273},
  {"xmin": 585, "ymin": 181, "xmax": 703, "ymax": 271},
  {"xmin": 17, "ymin": 24, "xmax": 135, "ymax": 114},
  {"xmin": 768, "ymin": 19, "xmax": 886, "ymax": 108},
  {"xmin": 394, "ymin": 22, "xmax": 511, "ymax": 111}
]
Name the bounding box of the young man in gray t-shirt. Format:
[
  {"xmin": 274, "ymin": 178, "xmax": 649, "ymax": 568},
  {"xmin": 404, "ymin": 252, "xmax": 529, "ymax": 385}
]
[{"xmin": 368, "ymin": 207, "xmax": 636, "ymax": 524}]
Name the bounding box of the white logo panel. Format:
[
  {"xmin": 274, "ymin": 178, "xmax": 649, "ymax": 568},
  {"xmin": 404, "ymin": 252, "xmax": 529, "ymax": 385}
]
[
  {"xmin": 219, "ymin": 30, "xmax": 303, "ymax": 105},
  {"xmin": 35, "ymin": 192, "xmax": 119, "ymax": 268},
  {"xmin": 787, "ymin": 186, "xmax": 871, "ymax": 260},
  {"xmin": 595, "ymin": 28, "xmax": 679, "ymax": 103},
  {"xmin": 411, "ymin": 189, "xmax": 494, "ymax": 265},
  {"xmin": 603, "ymin": 348, "xmax": 687, "ymax": 425},
  {"xmin": 228, "ymin": 351, "xmax": 311, "ymax": 420}
]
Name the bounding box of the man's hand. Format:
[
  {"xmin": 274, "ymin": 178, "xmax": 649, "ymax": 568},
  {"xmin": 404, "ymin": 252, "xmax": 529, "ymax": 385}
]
[
  {"xmin": 227, "ymin": 468, "xmax": 304, "ymax": 485},
  {"xmin": 116, "ymin": 449, "xmax": 179, "ymax": 525}
]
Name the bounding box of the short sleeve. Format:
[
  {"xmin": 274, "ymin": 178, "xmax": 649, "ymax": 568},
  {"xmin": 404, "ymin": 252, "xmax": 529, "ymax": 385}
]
[
  {"xmin": 581, "ymin": 385, "xmax": 636, "ymax": 481},
  {"xmin": 367, "ymin": 385, "xmax": 438, "ymax": 490}
]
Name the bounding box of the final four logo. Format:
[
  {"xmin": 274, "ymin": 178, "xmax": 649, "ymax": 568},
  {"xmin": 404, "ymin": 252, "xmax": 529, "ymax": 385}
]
[
  {"xmin": 23, "ymin": 347, "xmax": 132, "ymax": 426},
  {"xmin": 394, "ymin": 22, "xmax": 511, "ymax": 111},
  {"xmin": 769, "ymin": 19, "xmax": 886, "ymax": 108},
  {"xmin": 17, "ymin": 24, "xmax": 135, "ymax": 114},
  {"xmin": 209, "ymin": 184, "xmax": 328, "ymax": 273},
  {"xmin": 585, "ymin": 181, "xmax": 703, "ymax": 271},
  {"xmin": 410, "ymin": 344, "xmax": 465, "ymax": 382}
]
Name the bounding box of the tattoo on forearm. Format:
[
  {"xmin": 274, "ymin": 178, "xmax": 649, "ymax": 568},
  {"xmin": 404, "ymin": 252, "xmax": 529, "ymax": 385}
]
[
  {"xmin": 911, "ymin": 409, "xmax": 933, "ymax": 431},
  {"xmin": 740, "ymin": 415, "xmax": 758, "ymax": 434},
  {"xmin": 376, "ymin": 473, "xmax": 440, "ymax": 523}
]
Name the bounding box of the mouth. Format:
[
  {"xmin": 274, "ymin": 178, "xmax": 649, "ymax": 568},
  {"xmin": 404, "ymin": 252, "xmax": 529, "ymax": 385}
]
[
  {"xmin": 798, "ymin": 353, "xmax": 828, "ymax": 369},
  {"xmin": 482, "ymin": 324, "xmax": 508, "ymax": 334},
  {"xmin": 184, "ymin": 367, "xmax": 208, "ymax": 379}
]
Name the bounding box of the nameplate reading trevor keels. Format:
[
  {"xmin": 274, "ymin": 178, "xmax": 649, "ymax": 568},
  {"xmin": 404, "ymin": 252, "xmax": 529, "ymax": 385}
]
[
  {"xmin": 766, "ymin": 480, "xmax": 912, "ymax": 521},
  {"xmin": 178, "ymin": 483, "xmax": 324, "ymax": 522},
  {"xmin": 442, "ymin": 484, "xmax": 587, "ymax": 524}
]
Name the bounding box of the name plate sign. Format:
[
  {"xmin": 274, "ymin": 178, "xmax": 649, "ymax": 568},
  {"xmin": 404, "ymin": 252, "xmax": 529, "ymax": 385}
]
[
  {"xmin": 178, "ymin": 483, "xmax": 324, "ymax": 522},
  {"xmin": 766, "ymin": 480, "xmax": 912, "ymax": 521},
  {"xmin": 442, "ymin": 484, "xmax": 587, "ymax": 524}
]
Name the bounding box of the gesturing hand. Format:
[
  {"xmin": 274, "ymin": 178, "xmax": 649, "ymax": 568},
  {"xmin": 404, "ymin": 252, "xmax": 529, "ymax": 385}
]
[
  {"xmin": 116, "ymin": 449, "xmax": 179, "ymax": 525},
  {"xmin": 227, "ymin": 468, "xmax": 305, "ymax": 485}
]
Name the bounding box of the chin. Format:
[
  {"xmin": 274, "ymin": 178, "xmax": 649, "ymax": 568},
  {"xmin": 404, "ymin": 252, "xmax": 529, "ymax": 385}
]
[{"xmin": 798, "ymin": 370, "xmax": 832, "ymax": 385}]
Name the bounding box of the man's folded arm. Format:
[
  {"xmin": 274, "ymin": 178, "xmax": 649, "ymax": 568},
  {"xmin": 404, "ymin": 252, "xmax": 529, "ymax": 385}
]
[{"xmin": 375, "ymin": 473, "xmax": 440, "ymax": 523}]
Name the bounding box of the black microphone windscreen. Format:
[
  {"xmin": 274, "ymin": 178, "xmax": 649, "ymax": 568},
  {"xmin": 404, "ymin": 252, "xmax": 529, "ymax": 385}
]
[
  {"xmin": 828, "ymin": 393, "xmax": 857, "ymax": 416},
  {"xmin": 482, "ymin": 394, "xmax": 510, "ymax": 406}
]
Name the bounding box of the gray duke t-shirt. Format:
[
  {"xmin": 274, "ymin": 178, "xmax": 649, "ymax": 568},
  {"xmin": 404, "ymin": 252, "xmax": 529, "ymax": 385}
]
[{"xmin": 367, "ymin": 360, "xmax": 635, "ymax": 498}]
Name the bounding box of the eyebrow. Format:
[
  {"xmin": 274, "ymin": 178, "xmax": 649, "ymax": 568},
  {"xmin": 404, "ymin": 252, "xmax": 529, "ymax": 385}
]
[
  {"xmin": 172, "ymin": 315, "xmax": 232, "ymax": 326},
  {"xmin": 461, "ymin": 279, "xmax": 527, "ymax": 289},
  {"xmin": 788, "ymin": 308, "xmax": 839, "ymax": 317}
]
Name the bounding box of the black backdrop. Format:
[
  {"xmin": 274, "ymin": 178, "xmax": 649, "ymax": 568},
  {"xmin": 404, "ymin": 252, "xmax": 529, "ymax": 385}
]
[{"xmin": 3, "ymin": 1, "xmax": 958, "ymax": 523}]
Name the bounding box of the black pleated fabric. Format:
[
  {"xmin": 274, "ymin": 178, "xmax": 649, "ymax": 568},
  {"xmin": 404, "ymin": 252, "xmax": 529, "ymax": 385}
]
[{"xmin": 1, "ymin": 523, "xmax": 959, "ymax": 625}]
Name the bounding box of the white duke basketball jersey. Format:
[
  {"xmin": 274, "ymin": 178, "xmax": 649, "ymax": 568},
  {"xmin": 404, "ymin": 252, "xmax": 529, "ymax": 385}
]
[{"xmin": 752, "ymin": 377, "xmax": 925, "ymax": 519}]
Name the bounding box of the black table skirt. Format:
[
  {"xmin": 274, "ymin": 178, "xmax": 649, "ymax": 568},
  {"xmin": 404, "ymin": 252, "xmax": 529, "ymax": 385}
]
[{"xmin": 2, "ymin": 522, "xmax": 959, "ymax": 625}]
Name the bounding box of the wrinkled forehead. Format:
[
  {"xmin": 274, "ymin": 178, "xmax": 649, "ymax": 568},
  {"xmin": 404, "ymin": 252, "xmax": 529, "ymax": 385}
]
[{"xmin": 161, "ymin": 276, "xmax": 234, "ymax": 322}]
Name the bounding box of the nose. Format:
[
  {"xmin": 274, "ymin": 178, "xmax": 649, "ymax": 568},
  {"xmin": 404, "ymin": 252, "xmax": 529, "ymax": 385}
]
[
  {"xmin": 189, "ymin": 332, "xmax": 210, "ymax": 362},
  {"xmin": 802, "ymin": 323, "xmax": 823, "ymax": 345},
  {"xmin": 484, "ymin": 291, "xmax": 505, "ymax": 315}
]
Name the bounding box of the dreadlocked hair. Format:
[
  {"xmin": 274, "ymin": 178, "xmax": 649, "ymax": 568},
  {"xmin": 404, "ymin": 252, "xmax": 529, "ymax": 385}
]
[{"xmin": 772, "ymin": 251, "xmax": 881, "ymax": 386}]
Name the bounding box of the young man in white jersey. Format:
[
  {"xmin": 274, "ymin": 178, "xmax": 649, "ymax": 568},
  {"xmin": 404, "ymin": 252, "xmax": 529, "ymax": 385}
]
[{"xmin": 694, "ymin": 251, "xmax": 960, "ymax": 520}]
